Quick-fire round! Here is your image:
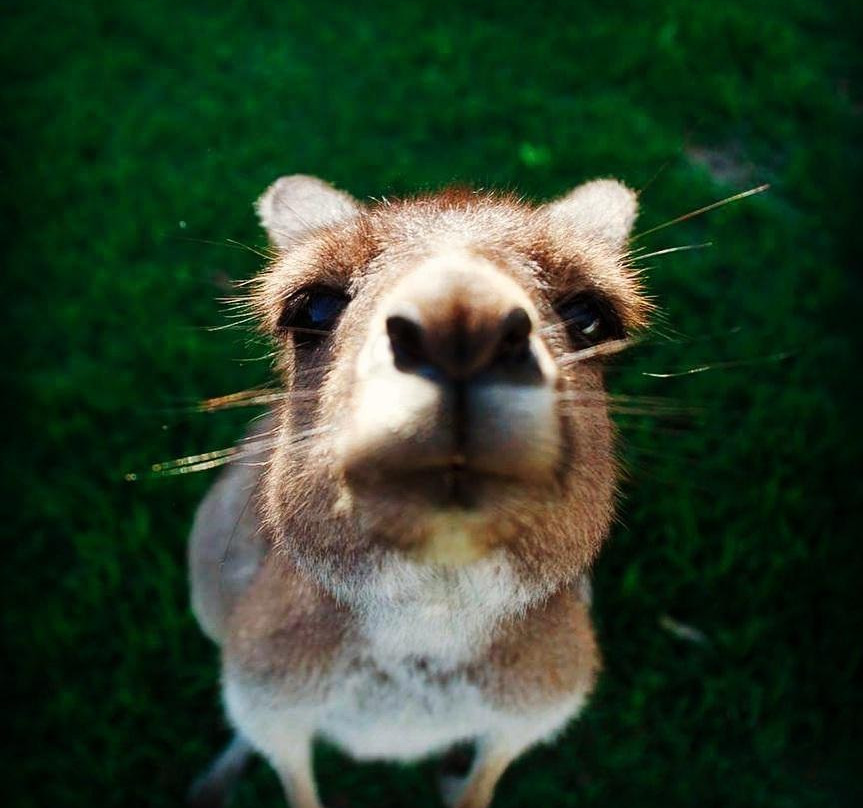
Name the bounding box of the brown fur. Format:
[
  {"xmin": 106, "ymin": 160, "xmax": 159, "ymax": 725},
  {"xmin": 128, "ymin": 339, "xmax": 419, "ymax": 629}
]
[
  {"xmin": 470, "ymin": 588, "xmax": 600, "ymax": 711},
  {"xmin": 188, "ymin": 176, "xmax": 648, "ymax": 808},
  {"xmin": 247, "ymin": 188, "xmax": 647, "ymax": 601},
  {"xmin": 222, "ymin": 547, "xmax": 599, "ymax": 703},
  {"xmin": 224, "ymin": 556, "xmax": 354, "ymax": 687}
]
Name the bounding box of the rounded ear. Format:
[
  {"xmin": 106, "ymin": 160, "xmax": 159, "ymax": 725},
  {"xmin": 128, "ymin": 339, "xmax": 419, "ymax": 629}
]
[
  {"xmin": 545, "ymin": 179, "xmax": 638, "ymax": 251},
  {"xmin": 255, "ymin": 175, "xmax": 360, "ymax": 248}
]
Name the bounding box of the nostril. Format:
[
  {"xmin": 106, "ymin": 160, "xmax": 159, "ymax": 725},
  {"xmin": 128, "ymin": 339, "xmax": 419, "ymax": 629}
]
[
  {"xmin": 495, "ymin": 307, "xmax": 533, "ymax": 363},
  {"xmin": 386, "ymin": 313, "xmax": 427, "ymax": 367}
]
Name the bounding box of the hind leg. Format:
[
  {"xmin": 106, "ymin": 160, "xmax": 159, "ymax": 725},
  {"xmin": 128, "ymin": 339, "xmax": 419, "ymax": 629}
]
[
  {"xmin": 188, "ymin": 735, "xmax": 254, "ymax": 808},
  {"xmin": 223, "ymin": 677, "xmax": 323, "ymax": 808},
  {"xmin": 441, "ymin": 695, "xmax": 588, "ymax": 808},
  {"xmin": 441, "ymin": 736, "xmax": 522, "ymax": 808},
  {"xmin": 267, "ymin": 734, "xmax": 323, "ymax": 808}
]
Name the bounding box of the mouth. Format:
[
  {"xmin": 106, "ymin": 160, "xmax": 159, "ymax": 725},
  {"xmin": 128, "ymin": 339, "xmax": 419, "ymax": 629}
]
[
  {"xmin": 432, "ymin": 463, "xmax": 477, "ymax": 509},
  {"xmin": 349, "ymin": 455, "xmax": 530, "ymax": 511},
  {"xmin": 439, "ymin": 453, "xmax": 472, "ymax": 507},
  {"xmin": 340, "ymin": 447, "xmax": 557, "ymax": 565}
]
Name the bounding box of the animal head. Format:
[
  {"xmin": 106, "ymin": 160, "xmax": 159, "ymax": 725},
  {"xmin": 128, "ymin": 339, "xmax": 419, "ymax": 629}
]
[{"xmin": 250, "ymin": 175, "xmax": 649, "ymax": 598}]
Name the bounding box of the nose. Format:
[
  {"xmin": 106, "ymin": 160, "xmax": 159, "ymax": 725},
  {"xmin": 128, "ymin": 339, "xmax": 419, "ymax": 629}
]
[
  {"xmin": 382, "ymin": 261, "xmax": 539, "ymax": 381},
  {"xmin": 386, "ymin": 305, "xmax": 533, "ymax": 380}
]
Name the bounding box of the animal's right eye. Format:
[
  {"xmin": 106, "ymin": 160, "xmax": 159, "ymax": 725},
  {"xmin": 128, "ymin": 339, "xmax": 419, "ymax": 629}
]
[
  {"xmin": 555, "ymin": 293, "xmax": 622, "ymax": 347},
  {"xmin": 277, "ymin": 286, "xmax": 350, "ymax": 347}
]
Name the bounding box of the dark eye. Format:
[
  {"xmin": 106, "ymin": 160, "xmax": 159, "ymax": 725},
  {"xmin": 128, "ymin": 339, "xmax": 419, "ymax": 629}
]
[
  {"xmin": 277, "ymin": 286, "xmax": 349, "ymax": 347},
  {"xmin": 555, "ymin": 294, "xmax": 620, "ymax": 346}
]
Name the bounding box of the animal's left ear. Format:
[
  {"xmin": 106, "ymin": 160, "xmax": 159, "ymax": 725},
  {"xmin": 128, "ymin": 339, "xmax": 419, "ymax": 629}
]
[
  {"xmin": 545, "ymin": 179, "xmax": 638, "ymax": 251},
  {"xmin": 255, "ymin": 174, "xmax": 361, "ymax": 249}
]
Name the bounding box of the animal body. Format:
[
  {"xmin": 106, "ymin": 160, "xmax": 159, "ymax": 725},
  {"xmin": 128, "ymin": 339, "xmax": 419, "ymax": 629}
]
[{"xmin": 188, "ymin": 175, "xmax": 650, "ymax": 808}]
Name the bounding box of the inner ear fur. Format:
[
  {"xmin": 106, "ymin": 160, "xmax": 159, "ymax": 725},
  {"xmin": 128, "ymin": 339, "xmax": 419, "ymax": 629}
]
[
  {"xmin": 256, "ymin": 175, "xmax": 361, "ymax": 249},
  {"xmin": 545, "ymin": 179, "xmax": 638, "ymax": 252}
]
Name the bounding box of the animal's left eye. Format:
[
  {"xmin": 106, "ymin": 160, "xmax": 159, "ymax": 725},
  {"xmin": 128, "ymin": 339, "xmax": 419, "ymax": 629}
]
[
  {"xmin": 277, "ymin": 286, "xmax": 350, "ymax": 347},
  {"xmin": 555, "ymin": 294, "xmax": 620, "ymax": 346}
]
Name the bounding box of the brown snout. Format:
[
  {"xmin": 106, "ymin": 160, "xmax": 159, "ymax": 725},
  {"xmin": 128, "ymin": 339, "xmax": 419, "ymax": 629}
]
[
  {"xmin": 382, "ymin": 260, "xmax": 541, "ymax": 385},
  {"xmin": 342, "ymin": 254, "xmax": 559, "ymax": 505},
  {"xmin": 386, "ymin": 304, "xmax": 533, "ymax": 380},
  {"xmin": 338, "ymin": 253, "xmax": 564, "ymax": 563}
]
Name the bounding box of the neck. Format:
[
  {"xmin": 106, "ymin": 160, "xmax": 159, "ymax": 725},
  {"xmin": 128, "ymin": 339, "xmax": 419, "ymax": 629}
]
[{"xmin": 334, "ymin": 551, "xmax": 555, "ymax": 665}]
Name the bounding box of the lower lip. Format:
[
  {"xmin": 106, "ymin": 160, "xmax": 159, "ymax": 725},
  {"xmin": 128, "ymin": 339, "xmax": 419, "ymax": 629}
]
[
  {"xmin": 441, "ymin": 467, "xmax": 475, "ymax": 508},
  {"xmin": 366, "ymin": 466, "xmax": 509, "ymax": 509}
]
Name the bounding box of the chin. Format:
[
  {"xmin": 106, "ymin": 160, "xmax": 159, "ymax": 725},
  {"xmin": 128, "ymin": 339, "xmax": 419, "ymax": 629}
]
[{"xmin": 342, "ymin": 466, "xmax": 558, "ymax": 566}]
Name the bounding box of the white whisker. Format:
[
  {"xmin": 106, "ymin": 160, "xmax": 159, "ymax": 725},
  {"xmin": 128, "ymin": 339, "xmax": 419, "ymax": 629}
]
[{"xmin": 633, "ymin": 184, "xmax": 769, "ymax": 241}]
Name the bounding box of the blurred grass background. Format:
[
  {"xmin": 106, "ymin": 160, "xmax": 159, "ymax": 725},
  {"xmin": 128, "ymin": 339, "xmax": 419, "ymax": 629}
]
[{"xmin": 2, "ymin": 0, "xmax": 861, "ymax": 806}]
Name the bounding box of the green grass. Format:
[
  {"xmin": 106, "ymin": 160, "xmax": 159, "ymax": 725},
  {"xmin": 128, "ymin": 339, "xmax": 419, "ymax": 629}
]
[{"xmin": 2, "ymin": 0, "xmax": 861, "ymax": 806}]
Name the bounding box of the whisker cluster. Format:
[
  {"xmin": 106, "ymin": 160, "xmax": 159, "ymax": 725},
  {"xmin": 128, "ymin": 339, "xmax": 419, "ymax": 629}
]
[
  {"xmin": 559, "ymin": 338, "xmax": 638, "ymax": 365},
  {"xmin": 632, "ymin": 184, "xmax": 769, "ymax": 241},
  {"xmin": 126, "ymin": 425, "xmax": 334, "ymax": 480},
  {"xmin": 642, "ymin": 351, "xmax": 793, "ymax": 379},
  {"xmin": 141, "ymin": 182, "xmax": 776, "ymax": 487},
  {"xmin": 197, "ymin": 388, "xmax": 317, "ymax": 412}
]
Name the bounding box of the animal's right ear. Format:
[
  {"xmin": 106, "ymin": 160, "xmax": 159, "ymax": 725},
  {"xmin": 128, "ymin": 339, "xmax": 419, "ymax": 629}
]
[
  {"xmin": 544, "ymin": 179, "xmax": 638, "ymax": 252},
  {"xmin": 255, "ymin": 175, "xmax": 361, "ymax": 249}
]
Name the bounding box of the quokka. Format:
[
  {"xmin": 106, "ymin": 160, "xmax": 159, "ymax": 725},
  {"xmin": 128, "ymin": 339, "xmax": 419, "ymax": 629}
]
[{"xmin": 188, "ymin": 175, "xmax": 652, "ymax": 808}]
